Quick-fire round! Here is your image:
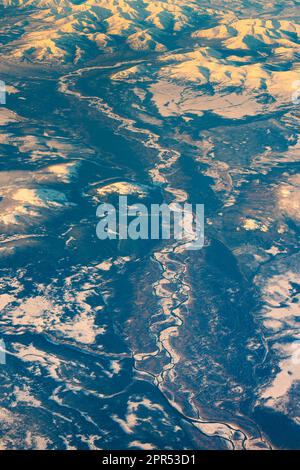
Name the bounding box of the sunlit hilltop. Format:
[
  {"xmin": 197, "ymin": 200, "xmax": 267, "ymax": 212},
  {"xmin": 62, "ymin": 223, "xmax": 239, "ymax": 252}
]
[
  {"xmin": 0, "ymin": 0, "xmax": 299, "ymax": 452},
  {"xmin": 2, "ymin": 1, "xmax": 299, "ymax": 63}
]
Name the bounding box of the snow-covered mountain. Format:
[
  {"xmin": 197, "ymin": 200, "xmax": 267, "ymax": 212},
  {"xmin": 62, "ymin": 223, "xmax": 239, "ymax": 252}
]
[
  {"xmin": 1, "ymin": 0, "xmax": 214, "ymax": 63},
  {"xmin": 2, "ymin": 0, "xmax": 298, "ymax": 64},
  {"xmin": 111, "ymin": 14, "xmax": 300, "ymax": 120},
  {"xmin": 2, "ymin": 0, "xmax": 298, "ymax": 120}
]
